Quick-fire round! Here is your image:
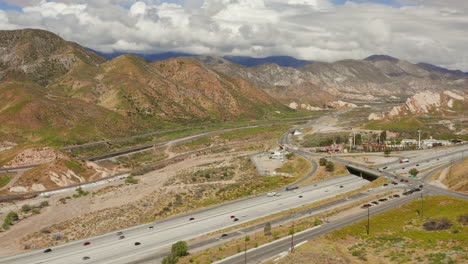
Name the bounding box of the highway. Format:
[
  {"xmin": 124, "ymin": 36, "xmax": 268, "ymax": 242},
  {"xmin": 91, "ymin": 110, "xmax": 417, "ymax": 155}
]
[
  {"xmin": 1, "ymin": 108, "xmax": 466, "ymax": 264},
  {"xmin": 0, "ymin": 175, "xmax": 369, "ymax": 264},
  {"xmin": 215, "ymin": 193, "xmax": 422, "ymax": 264}
]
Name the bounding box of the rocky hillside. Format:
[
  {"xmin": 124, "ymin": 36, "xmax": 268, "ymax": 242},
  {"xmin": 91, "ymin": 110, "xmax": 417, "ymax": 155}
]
[
  {"xmin": 0, "ymin": 29, "xmax": 291, "ymax": 146},
  {"xmin": 50, "ymin": 54, "xmax": 288, "ymax": 121},
  {"xmin": 368, "ymin": 90, "xmax": 467, "ymax": 120},
  {"xmin": 0, "ymin": 29, "xmax": 105, "ymax": 86},
  {"xmin": 195, "ymin": 55, "xmax": 468, "ymax": 109}
]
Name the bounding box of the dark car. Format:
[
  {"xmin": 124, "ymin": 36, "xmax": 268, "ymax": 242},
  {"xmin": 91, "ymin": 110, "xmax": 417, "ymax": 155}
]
[
  {"xmin": 189, "ymin": 217, "xmax": 195, "ymax": 221},
  {"xmin": 393, "ymin": 194, "xmax": 400, "ymax": 198},
  {"xmin": 339, "ymin": 185, "xmax": 344, "ymax": 188},
  {"xmin": 382, "ymin": 166, "xmax": 388, "ymax": 170},
  {"xmin": 392, "ymin": 182, "xmax": 398, "ymax": 185},
  {"xmin": 299, "ymin": 195, "xmax": 303, "ymax": 198},
  {"xmin": 221, "ymin": 233, "xmax": 228, "ymax": 238},
  {"xmin": 400, "ymin": 179, "xmax": 404, "ymax": 182},
  {"xmin": 383, "ymin": 184, "xmax": 388, "ymax": 186},
  {"xmin": 361, "ymin": 204, "xmax": 371, "ymax": 208},
  {"xmin": 371, "ymin": 201, "xmax": 379, "ymax": 205},
  {"xmin": 378, "ymin": 198, "xmax": 388, "ymax": 202},
  {"xmin": 83, "ymin": 242, "xmax": 91, "ymax": 246},
  {"xmin": 416, "ymin": 164, "xmax": 419, "ymax": 166},
  {"xmin": 116, "ymin": 231, "xmax": 123, "ymax": 236},
  {"xmin": 414, "ymin": 188, "xmax": 421, "ymax": 192},
  {"xmin": 83, "ymin": 256, "xmax": 90, "ymax": 260},
  {"xmin": 119, "ymin": 235, "xmax": 125, "ymax": 240},
  {"xmin": 148, "ymin": 226, "xmax": 154, "ymax": 230},
  {"xmin": 43, "ymin": 248, "xmax": 52, "ymax": 253},
  {"xmin": 419, "ymin": 185, "xmax": 424, "ymax": 188},
  {"xmin": 134, "ymin": 242, "xmax": 141, "ymax": 246},
  {"xmin": 286, "ymin": 186, "xmax": 299, "ymax": 191},
  {"xmin": 233, "ymin": 218, "xmax": 239, "ymax": 222}
]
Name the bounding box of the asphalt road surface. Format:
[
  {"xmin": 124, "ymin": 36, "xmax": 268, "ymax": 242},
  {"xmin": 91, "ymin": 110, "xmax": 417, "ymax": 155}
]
[
  {"xmin": 0, "ymin": 175, "xmax": 369, "ymax": 264},
  {"xmin": 215, "ymin": 193, "xmax": 422, "ymax": 264}
]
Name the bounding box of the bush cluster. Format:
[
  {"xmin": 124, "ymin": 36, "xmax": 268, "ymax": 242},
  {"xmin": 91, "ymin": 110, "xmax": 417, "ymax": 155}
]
[{"xmin": 423, "ymin": 217, "xmax": 453, "ymax": 231}]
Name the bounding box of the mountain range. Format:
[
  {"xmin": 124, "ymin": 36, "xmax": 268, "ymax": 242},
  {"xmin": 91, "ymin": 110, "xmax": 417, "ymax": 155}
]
[{"xmin": 0, "ymin": 28, "xmax": 467, "ymax": 146}]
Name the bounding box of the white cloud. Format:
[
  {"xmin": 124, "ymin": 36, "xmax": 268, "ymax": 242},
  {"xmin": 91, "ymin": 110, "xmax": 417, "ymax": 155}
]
[{"xmin": 0, "ymin": 0, "xmax": 467, "ymax": 71}]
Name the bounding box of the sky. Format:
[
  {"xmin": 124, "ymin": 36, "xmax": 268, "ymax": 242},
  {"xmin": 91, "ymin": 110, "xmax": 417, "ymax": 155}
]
[{"xmin": 0, "ymin": 0, "xmax": 467, "ymax": 71}]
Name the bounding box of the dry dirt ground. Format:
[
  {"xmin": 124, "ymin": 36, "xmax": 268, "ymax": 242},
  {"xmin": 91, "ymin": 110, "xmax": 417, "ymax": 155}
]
[{"xmin": 0, "ymin": 148, "xmax": 260, "ymax": 255}]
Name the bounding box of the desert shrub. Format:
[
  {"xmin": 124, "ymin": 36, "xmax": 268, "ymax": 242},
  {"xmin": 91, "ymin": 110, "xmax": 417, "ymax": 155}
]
[
  {"xmin": 423, "ymin": 217, "xmax": 452, "ymax": 231},
  {"xmin": 457, "ymin": 214, "xmax": 468, "ymax": 225},
  {"xmin": 319, "ymin": 158, "xmax": 327, "ymax": 166},
  {"xmin": 40, "ymin": 201, "xmax": 49, "ymax": 207},
  {"xmin": 21, "ymin": 204, "xmax": 32, "ymax": 212},
  {"xmin": 409, "ymin": 168, "xmax": 419, "ymax": 176},
  {"xmin": 326, "ymin": 161, "xmax": 335, "ymax": 172},
  {"xmin": 32, "ymin": 209, "xmax": 40, "ymax": 214}
]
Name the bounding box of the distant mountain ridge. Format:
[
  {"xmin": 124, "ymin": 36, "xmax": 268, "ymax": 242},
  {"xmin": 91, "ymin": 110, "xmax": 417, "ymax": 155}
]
[{"xmin": 89, "ymin": 50, "xmax": 314, "ymax": 68}]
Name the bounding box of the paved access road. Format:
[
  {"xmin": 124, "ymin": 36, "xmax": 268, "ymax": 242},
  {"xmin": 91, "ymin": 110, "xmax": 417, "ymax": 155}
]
[
  {"xmin": 0, "ymin": 175, "xmax": 369, "ymax": 264},
  {"xmin": 215, "ymin": 193, "xmax": 421, "ymax": 264}
]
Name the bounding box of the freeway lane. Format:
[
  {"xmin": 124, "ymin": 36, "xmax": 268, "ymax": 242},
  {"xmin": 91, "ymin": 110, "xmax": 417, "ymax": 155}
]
[
  {"xmin": 0, "ymin": 175, "xmax": 369, "ymax": 264},
  {"xmin": 214, "ymin": 193, "xmax": 423, "ymax": 264}
]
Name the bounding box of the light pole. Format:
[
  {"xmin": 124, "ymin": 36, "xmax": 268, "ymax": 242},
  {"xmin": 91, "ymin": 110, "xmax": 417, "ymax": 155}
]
[{"xmin": 418, "ymin": 129, "xmax": 421, "ymax": 149}]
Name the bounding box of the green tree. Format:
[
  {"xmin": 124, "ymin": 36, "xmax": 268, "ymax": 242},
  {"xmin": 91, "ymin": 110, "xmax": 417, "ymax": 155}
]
[
  {"xmin": 379, "ymin": 130, "xmax": 387, "ymax": 143},
  {"xmin": 325, "ymin": 161, "xmax": 335, "ymax": 172},
  {"xmin": 161, "ymin": 254, "xmax": 179, "ymax": 264},
  {"xmin": 319, "ymin": 158, "xmax": 327, "ymax": 166},
  {"xmin": 245, "ymin": 235, "xmax": 250, "ymax": 242},
  {"xmin": 409, "ymin": 168, "xmax": 419, "ymax": 176},
  {"xmin": 355, "ymin": 134, "xmax": 362, "ymax": 145},
  {"xmin": 171, "ymin": 241, "xmax": 188, "ymax": 257},
  {"xmin": 384, "ymin": 148, "xmax": 391, "ymax": 157}
]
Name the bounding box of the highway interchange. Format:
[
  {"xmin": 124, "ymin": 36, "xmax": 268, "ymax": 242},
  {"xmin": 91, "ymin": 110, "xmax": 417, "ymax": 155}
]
[{"xmin": 0, "ymin": 109, "xmax": 466, "ymax": 264}]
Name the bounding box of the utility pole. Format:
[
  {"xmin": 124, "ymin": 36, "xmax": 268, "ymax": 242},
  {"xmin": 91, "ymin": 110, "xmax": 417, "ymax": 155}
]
[
  {"xmin": 244, "ymin": 240, "xmax": 247, "ymax": 264},
  {"xmin": 290, "ymin": 222, "xmax": 295, "ymax": 253},
  {"xmin": 420, "ymin": 193, "xmax": 424, "ymax": 218},
  {"xmin": 367, "ymin": 207, "xmax": 370, "ymax": 235}
]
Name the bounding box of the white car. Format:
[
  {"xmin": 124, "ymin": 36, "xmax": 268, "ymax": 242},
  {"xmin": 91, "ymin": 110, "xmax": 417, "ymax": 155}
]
[{"xmin": 267, "ymin": 192, "xmax": 277, "ymax": 197}]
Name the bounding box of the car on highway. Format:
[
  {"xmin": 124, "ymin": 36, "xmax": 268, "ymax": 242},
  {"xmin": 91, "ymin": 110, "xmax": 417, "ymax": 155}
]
[
  {"xmin": 383, "ymin": 183, "xmax": 388, "ymax": 186},
  {"xmin": 43, "ymin": 248, "xmax": 52, "ymax": 253},
  {"xmin": 361, "ymin": 204, "xmax": 371, "ymax": 208},
  {"xmin": 189, "ymin": 217, "xmax": 195, "ymax": 221},
  {"xmin": 378, "ymin": 198, "xmax": 388, "ymax": 202},
  {"xmin": 400, "ymin": 158, "xmax": 410, "ymax": 163},
  {"xmin": 230, "ymin": 215, "xmax": 235, "ymax": 218},
  {"xmin": 339, "ymin": 185, "xmax": 344, "ymax": 188},
  {"xmin": 285, "ymin": 186, "xmax": 299, "ymax": 191},
  {"xmin": 83, "ymin": 242, "xmax": 91, "ymax": 246},
  {"xmin": 83, "ymin": 256, "xmax": 90, "ymax": 260},
  {"xmin": 119, "ymin": 235, "xmax": 125, "ymax": 239},
  {"xmin": 371, "ymin": 201, "xmax": 379, "ymax": 205},
  {"xmin": 267, "ymin": 192, "xmax": 276, "ymax": 197},
  {"xmin": 148, "ymin": 226, "xmax": 154, "ymax": 230},
  {"xmin": 221, "ymin": 233, "xmax": 228, "ymax": 238},
  {"xmin": 135, "ymin": 242, "xmax": 141, "ymax": 246},
  {"xmin": 393, "ymin": 194, "xmax": 400, "ymax": 198},
  {"xmin": 299, "ymin": 195, "xmax": 303, "ymax": 198},
  {"xmin": 233, "ymin": 218, "xmax": 239, "ymax": 222},
  {"xmin": 382, "ymin": 166, "xmax": 388, "ymax": 170},
  {"xmin": 392, "ymin": 182, "xmax": 398, "ymax": 185},
  {"xmin": 116, "ymin": 231, "xmax": 123, "ymax": 236}
]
